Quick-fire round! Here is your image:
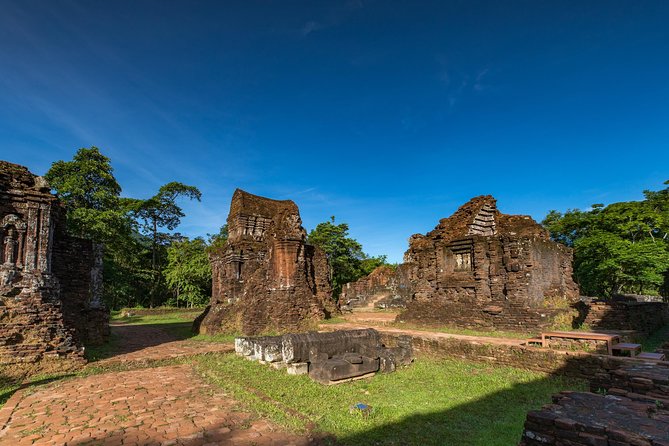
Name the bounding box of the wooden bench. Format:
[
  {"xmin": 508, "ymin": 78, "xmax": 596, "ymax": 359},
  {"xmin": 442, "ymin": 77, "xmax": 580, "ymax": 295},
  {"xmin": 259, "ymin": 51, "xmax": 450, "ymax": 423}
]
[
  {"xmin": 611, "ymin": 343, "xmax": 642, "ymax": 357},
  {"xmin": 636, "ymin": 352, "xmax": 665, "ymax": 361},
  {"xmin": 540, "ymin": 331, "xmax": 620, "ymax": 355}
]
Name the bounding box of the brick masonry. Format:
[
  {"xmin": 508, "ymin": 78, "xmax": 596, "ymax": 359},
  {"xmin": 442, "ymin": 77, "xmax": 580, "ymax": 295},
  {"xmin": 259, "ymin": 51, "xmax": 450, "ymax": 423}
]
[
  {"xmin": 340, "ymin": 264, "xmax": 411, "ymax": 309},
  {"xmin": 519, "ymin": 391, "xmax": 669, "ymax": 446},
  {"xmin": 0, "ymin": 161, "xmax": 109, "ymax": 376},
  {"xmin": 394, "ymin": 195, "xmax": 580, "ymax": 331},
  {"xmin": 196, "ymin": 189, "xmax": 337, "ymax": 336},
  {"xmin": 576, "ymin": 299, "xmax": 669, "ymax": 335}
]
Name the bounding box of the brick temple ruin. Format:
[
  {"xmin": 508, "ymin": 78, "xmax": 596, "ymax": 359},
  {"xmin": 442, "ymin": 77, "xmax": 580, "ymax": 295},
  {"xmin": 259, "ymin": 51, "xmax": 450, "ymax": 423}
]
[
  {"xmin": 0, "ymin": 161, "xmax": 109, "ymax": 375},
  {"xmin": 340, "ymin": 264, "xmax": 411, "ymax": 309},
  {"xmin": 397, "ymin": 195, "xmax": 580, "ymax": 330},
  {"xmin": 196, "ymin": 189, "xmax": 337, "ymax": 336}
]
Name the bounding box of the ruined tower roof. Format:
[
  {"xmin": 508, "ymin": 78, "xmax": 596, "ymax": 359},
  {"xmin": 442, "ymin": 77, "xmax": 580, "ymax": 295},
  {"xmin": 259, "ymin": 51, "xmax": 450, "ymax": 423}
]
[
  {"xmin": 428, "ymin": 195, "xmax": 549, "ymax": 240},
  {"xmin": 0, "ymin": 161, "xmax": 50, "ymax": 193},
  {"xmin": 0, "ymin": 161, "xmax": 54, "ymax": 201},
  {"xmin": 229, "ymin": 188, "xmax": 299, "ymax": 220}
]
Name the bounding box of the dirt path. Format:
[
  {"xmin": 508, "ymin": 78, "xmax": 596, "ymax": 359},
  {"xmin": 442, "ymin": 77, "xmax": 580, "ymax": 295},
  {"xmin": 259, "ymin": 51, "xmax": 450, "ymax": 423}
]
[
  {"xmin": 322, "ymin": 311, "xmax": 526, "ymax": 347},
  {"xmin": 321, "ymin": 321, "xmax": 525, "ymax": 346},
  {"xmin": 95, "ymin": 323, "xmax": 233, "ymax": 365},
  {"xmin": 0, "ymin": 324, "xmax": 313, "ymax": 446}
]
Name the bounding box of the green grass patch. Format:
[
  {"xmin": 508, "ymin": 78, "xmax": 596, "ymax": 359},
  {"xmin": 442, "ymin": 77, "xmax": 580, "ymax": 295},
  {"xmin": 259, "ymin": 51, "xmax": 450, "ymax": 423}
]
[
  {"xmin": 112, "ymin": 311, "xmax": 202, "ymax": 325},
  {"xmin": 0, "ymin": 380, "xmax": 20, "ymax": 407},
  {"xmin": 112, "ymin": 312, "xmax": 201, "ymax": 340},
  {"xmin": 391, "ymin": 322, "xmax": 532, "ymax": 340},
  {"xmin": 189, "ymin": 333, "xmax": 238, "ymax": 343},
  {"xmin": 642, "ymin": 324, "xmax": 669, "ymax": 352},
  {"xmin": 196, "ymin": 353, "xmax": 586, "ymax": 446},
  {"xmin": 320, "ymin": 316, "xmax": 349, "ymax": 325},
  {"xmin": 84, "ymin": 332, "xmax": 121, "ymax": 361}
]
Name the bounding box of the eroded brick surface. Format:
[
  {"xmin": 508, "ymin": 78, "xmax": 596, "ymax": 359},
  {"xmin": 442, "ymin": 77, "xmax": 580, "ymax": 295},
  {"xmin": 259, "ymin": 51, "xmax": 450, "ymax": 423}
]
[
  {"xmin": 0, "ymin": 365, "xmax": 311, "ymax": 446},
  {"xmin": 197, "ymin": 189, "xmax": 337, "ymax": 336},
  {"xmin": 519, "ymin": 391, "xmax": 669, "ymax": 446},
  {"xmin": 0, "ymin": 161, "xmax": 108, "ymax": 377},
  {"xmin": 397, "ymin": 195, "xmax": 579, "ymax": 331},
  {"xmin": 340, "ymin": 265, "xmax": 411, "ymax": 310}
]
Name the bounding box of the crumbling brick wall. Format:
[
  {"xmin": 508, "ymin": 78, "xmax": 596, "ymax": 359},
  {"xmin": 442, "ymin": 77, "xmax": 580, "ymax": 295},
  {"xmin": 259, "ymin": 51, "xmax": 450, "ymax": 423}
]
[
  {"xmin": 196, "ymin": 189, "xmax": 337, "ymax": 336},
  {"xmin": 397, "ymin": 196, "xmax": 579, "ymax": 331},
  {"xmin": 0, "ymin": 161, "xmax": 108, "ymax": 375},
  {"xmin": 576, "ymin": 299, "xmax": 668, "ymax": 335},
  {"xmin": 340, "ymin": 264, "xmax": 411, "ymax": 309}
]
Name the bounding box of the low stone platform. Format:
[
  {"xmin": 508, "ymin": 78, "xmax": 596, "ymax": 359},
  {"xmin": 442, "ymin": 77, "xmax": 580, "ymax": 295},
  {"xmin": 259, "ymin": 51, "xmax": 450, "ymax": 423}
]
[
  {"xmin": 519, "ymin": 391, "xmax": 669, "ymax": 446},
  {"xmin": 235, "ymin": 329, "xmax": 413, "ymax": 384}
]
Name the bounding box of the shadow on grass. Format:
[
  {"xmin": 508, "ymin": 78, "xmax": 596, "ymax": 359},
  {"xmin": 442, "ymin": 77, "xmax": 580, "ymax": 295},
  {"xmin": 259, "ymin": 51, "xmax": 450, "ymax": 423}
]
[
  {"xmin": 1, "ymin": 373, "xmax": 75, "ymax": 407},
  {"xmin": 85, "ymin": 321, "xmax": 197, "ymax": 362}
]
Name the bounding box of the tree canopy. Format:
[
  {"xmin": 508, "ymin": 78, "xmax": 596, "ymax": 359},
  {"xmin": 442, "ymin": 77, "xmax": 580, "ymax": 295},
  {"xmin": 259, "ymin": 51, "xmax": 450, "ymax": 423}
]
[
  {"xmin": 46, "ymin": 147, "xmax": 206, "ymax": 309},
  {"xmin": 163, "ymin": 237, "xmax": 212, "ymax": 307},
  {"xmin": 543, "ymin": 182, "xmax": 669, "ymax": 298},
  {"xmin": 307, "ymin": 216, "xmax": 387, "ymax": 297}
]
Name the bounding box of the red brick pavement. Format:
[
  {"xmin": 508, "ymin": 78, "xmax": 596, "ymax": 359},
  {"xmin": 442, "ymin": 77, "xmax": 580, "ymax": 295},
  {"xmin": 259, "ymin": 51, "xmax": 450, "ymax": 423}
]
[
  {"xmin": 0, "ymin": 365, "xmax": 311, "ymax": 446},
  {"xmin": 0, "ymin": 324, "xmax": 313, "ymax": 446}
]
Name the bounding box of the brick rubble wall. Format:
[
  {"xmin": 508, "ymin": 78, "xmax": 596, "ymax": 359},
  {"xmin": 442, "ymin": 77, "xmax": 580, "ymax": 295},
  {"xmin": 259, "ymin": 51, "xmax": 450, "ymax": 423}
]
[
  {"xmin": 578, "ymin": 301, "xmax": 668, "ymax": 334},
  {"xmin": 519, "ymin": 391, "xmax": 669, "ymax": 446}
]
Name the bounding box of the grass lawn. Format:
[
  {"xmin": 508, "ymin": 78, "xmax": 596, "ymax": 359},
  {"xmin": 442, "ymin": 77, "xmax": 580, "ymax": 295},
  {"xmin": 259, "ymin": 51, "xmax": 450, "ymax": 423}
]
[
  {"xmin": 110, "ymin": 310, "xmax": 237, "ymax": 343},
  {"xmin": 196, "ymin": 353, "xmax": 586, "ymax": 446},
  {"xmin": 391, "ymin": 321, "xmax": 532, "ymax": 339},
  {"xmin": 641, "ymin": 324, "xmax": 669, "ymax": 352}
]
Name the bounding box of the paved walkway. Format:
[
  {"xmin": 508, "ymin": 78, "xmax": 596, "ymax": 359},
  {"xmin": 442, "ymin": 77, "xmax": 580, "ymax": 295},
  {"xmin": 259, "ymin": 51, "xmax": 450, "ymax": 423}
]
[{"xmin": 0, "ymin": 324, "xmax": 313, "ymax": 446}]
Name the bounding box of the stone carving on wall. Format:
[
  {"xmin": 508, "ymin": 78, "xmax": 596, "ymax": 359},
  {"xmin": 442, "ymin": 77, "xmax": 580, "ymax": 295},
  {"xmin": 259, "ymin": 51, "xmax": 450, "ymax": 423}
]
[{"xmin": 0, "ymin": 160, "xmax": 109, "ymax": 375}]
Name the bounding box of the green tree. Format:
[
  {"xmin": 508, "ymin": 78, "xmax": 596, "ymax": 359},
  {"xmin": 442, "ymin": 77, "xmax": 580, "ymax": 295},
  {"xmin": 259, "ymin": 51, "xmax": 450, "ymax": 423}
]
[
  {"xmin": 133, "ymin": 182, "xmax": 202, "ymax": 306},
  {"xmin": 164, "ymin": 237, "xmax": 211, "ymax": 307},
  {"xmin": 45, "ymin": 147, "xmax": 130, "ymax": 242},
  {"xmin": 543, "ymin": 182, "xmax": 669, "ymax": 297},
  {"xmin": 46, "ymin": 148, "xmax": 205, "ymax": 310},
  {"xmin": 46, "ymin": 147, "xmax": 149, "ymax": 309},
  {"xmin": 307, "ymin": 216, "xmax": 387, "ymax": 297},
  {"xmin": 206, "ymin": 225, "xmax": 229, "ymax": 252}
]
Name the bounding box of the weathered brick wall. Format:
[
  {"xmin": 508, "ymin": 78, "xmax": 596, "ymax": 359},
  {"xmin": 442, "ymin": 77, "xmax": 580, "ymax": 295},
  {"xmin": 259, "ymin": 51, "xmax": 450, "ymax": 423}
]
[
  {"xmin": 589, "ymin": 363, "xmax": 669, "ymax": 399},
  {"xmin": 340, "ymin": 264, "xmax": 411, "ymax": 309},
  {"xmin": 577, "ymin": 300, "xmax": 668, "ymax": 334},
  {"xmin": 386, "ymin": 332, "xmax": 666, "ymax": 381},
  {"xmin": 197, "ymin": 189, "xmax": 337, "ymax": 336},
  {"xmin": 397, "ymin": 195, "xmax": 579, "ymax": 331},
  {"xmin": 0, "ymin": 161, "xmax": 108, "ymax": 376},
  {"xmin": 52, "ymin": 235, "xmax": 109, "ymax": 345}
]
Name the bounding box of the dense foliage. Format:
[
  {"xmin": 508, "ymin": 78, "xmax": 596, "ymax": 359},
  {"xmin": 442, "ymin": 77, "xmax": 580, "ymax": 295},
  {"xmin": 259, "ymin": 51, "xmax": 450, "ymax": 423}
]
[
  {"xmin": 543, "ymin": 181, "xmax": 669, "ymax": 298},
  {"xmin": 46, "ymin": 147, "xmax": 206, "ymax": 309},
  {"xmin": 307, "ymin": 217, "xmax": 387, "ymax": 297}
]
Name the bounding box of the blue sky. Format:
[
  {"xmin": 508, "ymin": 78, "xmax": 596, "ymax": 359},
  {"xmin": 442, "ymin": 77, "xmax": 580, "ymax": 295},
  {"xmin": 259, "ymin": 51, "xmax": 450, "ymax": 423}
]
[{"xmin": 1, "ymin": 1, "xmax": 668, "ymax": 263}]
